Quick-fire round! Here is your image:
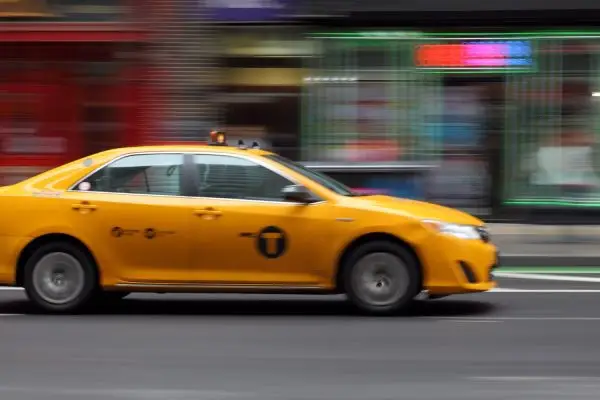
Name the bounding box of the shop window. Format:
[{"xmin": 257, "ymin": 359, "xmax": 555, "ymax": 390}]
[
  {"xmin": 503, "ymin": 38, "xmax": 600, "ymax": 206},
  {"xmin": 302, "ymin": 38, "xmax": 442, "ymax": 163}
]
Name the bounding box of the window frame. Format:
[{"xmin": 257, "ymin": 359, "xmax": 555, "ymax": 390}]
[
  {"xmin": 189, "ymin": 152, "xmax": 324, "ymax": 204},
  {"xmin": 68, "ymin": 151, "xmax": 324, "ymax": 204},
  {"xmin": 68, "ymin": 152, "xmax": 188, "ymax": 198}
]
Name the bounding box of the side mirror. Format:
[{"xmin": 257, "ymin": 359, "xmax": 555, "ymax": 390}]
[{"xmin": 281, "ymin": 185, "xmax": 315, "ymax": 204}]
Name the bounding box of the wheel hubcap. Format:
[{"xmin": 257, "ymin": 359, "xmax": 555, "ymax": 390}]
[
  {"xmin": 352, "ymin": 252, "xmax": 409, "ymax": 307},
  {"xmin": 32, "ymin": 252, "xmax": 85, "ymax": 305}
]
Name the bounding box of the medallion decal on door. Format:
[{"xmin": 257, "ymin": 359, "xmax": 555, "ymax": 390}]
[{"xmin": 256, "ymin": 226, "xmax": 287, "ymax": 259}]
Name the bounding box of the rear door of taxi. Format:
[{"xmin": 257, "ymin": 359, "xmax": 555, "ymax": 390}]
[
  {"xmin": 63, "ymin": 153, "xmax": 193, "ymax": 283},
  {"xmin": 186, "ymin": 152, "xmax": 335, "ymax": 286}
]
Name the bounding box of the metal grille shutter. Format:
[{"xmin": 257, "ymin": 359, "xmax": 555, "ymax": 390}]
[{"xmin": 144, "ymin": 0, "xmax": 220, "ymax": 143}]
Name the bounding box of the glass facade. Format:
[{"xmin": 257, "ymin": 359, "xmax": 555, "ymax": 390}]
[
  {"xmin": 503, "ymin": 35, "xmax": 600, "ymax": 207},
  {"xmin": 301, "ymin": 32, "xmax": 442, "ymax": 164},
  {"xmin": 302, "ymin": 30, "xmax": 600, "ymax": 209}
]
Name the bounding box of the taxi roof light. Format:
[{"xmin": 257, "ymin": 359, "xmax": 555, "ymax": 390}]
[{"xmin": 209, "ymin": 130, "xmax": 227, "ymax": 146}]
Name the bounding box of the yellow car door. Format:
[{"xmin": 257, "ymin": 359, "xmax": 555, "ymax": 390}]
[
  {"xmin": 188, "ymin": 153, "xmax": 337, "ymax": 286},
  {"xmin": 63, "ymin": 153, "xmax": 192, "ymax": 284}
]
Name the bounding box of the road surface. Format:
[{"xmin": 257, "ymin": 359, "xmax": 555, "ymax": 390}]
[{"xmin": 0, "ymin": 274, "xmax": 599, "ymax": 400}]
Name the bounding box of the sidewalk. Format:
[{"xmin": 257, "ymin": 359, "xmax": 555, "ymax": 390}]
[{"xmin": 489, "ymin": 224, "xmax": 600, "ymax": 267}]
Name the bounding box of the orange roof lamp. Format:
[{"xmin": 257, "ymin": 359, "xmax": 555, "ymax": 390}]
[{"xmin": 209, "ymin": 130, "xmax": 228, "ymax": 146}]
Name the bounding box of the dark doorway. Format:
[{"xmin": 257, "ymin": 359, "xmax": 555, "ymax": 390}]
[{"xmin": 426, "ymin": 75, "xmax": 505, "ymax": 218}]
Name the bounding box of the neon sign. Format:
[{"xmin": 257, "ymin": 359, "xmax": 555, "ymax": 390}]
[{"xmin": 415, "ymin": 40, "xmax": 533, "ymax": 69}]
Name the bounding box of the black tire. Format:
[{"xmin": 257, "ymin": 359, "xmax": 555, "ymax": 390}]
[
  {"xmin": 23, "ymin": 241, "xmax": 98, "ymax": 314},
  {"xmin": 343, "ymin": 241, "xmax": 421, "ymax": 315}
]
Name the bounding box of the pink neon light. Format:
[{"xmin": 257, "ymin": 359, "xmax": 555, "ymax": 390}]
[
  {"xmin": 465, "ymin": 44, "xmax": 507, "ymax": 59},
  {"xmin": 465, "ymin": 58, "xmax": 507, "ymax": 66}
]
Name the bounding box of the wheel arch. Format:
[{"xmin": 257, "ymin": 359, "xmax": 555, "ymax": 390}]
[
  {"xmin": 16, "ymin": 233, "xmax": 100, "ymax": 287},
  {"xmin": 334, "ymin": 232, "xmax": 424, "ymax": 293}
]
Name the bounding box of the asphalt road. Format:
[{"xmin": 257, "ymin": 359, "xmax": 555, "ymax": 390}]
[{"xmin": 1, "ymin": 275, "xmax": 600, "ymax": 400}]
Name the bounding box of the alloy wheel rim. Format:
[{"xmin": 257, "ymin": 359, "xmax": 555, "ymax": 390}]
[
  {"xmin": 32, "ymin": 252, "xmax": 85, "ymax": 305},
  {"xmin": 352, "ymin": 252, "xmax": 409, "ymax": 307}
]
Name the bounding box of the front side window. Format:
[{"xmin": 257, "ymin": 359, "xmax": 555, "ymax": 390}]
[
  {"xmin": 193, "ymin": 154, "xmax": 294, "ymax": 201},
  {"xmin": 264, "ymin": 154, "xmax": 356, "ymax": 196},
  {"xmin": 79, "ymin": 153, "xmax": 184, "ymax": 196}
]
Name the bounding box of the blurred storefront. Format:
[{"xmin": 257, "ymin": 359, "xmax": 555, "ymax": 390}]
[
  {"xmin": 0, "ymin": 0, "xmax": 147, "ymax": 184},
  {"xmin": 296, "ymin": 0, "xmax": 600, "ymax": 221},
  {"xmin": 216, "ymin": 26, "xmax": 312, "ymax": 160},
  {"xmin": 207, "ymin": 0, "xmax": 308, "ymax": 160}
]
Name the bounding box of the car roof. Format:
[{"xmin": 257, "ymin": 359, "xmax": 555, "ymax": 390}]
[{"xmin": 100, "ymin": 144, "xmax": 273, "ymax": 158}]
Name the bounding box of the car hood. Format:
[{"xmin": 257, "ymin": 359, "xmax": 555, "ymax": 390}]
[{"xmin": 353, "ymin": 195, "xmax": 483, "ymax": 226}]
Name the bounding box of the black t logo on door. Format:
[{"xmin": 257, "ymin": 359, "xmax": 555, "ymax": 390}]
[{"xmin": 257, "ymin": 226, "xmax": 287, "ymax": 259}]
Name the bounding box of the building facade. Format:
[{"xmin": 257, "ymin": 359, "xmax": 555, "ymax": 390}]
[
  {"xmin": 0, "ymin": 0, "xmax": 149, "ymax": 184},
  {"xmin": 295, "ymin": 0, "xmax": 600, "ymax": 222},
  {"xmin": 208, "ymin": 0, "xmax": 308, "ymax": 160},
  {"xmin": 4, "ymin": 0, "xmax": 600, "ymax": 222}
]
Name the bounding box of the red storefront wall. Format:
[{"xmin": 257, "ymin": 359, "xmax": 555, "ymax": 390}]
[{"xmin": 0, "ymin": 25, "xmax": 154, "ymax": 184}]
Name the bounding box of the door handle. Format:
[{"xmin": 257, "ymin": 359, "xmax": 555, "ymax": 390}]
[
  {"xmin": 193, "ymin": 208, "xmax": 222, "ymax": 217},
  {"xmin": 72, "ymin": 202, "xmax": 97, "ymax": 211}
]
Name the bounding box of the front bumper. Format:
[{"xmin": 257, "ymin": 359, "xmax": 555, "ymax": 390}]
[{"xmin": 420, "ymin": 235, "xmax": 499, "ymax": 295}]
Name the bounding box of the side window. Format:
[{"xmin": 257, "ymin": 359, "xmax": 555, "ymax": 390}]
[
  {"xmin": 193, "ymin": 154, "xmax": 293, "ymax": 200},
  {"xmin": 79, "ymin": 154, "xmax": 184, "ymax": 196}
]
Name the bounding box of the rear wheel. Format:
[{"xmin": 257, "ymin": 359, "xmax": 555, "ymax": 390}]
[
  {"xmin": 343, "ymin": 241, "xmax": 421, "ymax": 315},
  {"xmin": 23, "ymin": 242, "xmax": 98, "ymax": 313}
]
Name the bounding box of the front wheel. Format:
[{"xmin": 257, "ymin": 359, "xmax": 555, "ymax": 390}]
[
  {"xmin": 343, "ymin": 241, "xmax": 421, "ymax": 315},
  {"xmin": 23, "ymin": 242, "xmax": 98, "ymax": 313}
]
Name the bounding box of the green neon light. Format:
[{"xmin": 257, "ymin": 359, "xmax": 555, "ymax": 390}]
[
  {"xmin": 311, "ymin": 31, "xmax": 423, "ymax": 38},
  {"xmin": 310, "ymin": 30, "xmax": 600, "ymax": 39},
  {"xmin": 498, "ymin": 267, "xmax": 600, "ymax": 273},
  {"xmin": 505, "ymin": 199, "xmax": 600, "ymax": 207}
]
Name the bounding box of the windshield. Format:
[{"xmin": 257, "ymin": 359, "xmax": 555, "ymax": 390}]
[{"xmin": 265, "ymin": 154, "xmax": 360, "ymax": 196}]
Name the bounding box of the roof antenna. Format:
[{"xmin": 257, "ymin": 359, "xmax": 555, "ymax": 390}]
[
  {"xmin": 238, "ymin": 139, "xmax": 247, "ymax": 149},
  {"xmin": 251, "ymin": 141, "xmax": 260, "ymax": 149}
]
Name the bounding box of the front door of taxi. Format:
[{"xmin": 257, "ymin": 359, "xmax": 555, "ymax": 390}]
[
  {"xmin": 64, "ymin": 153, "xmax": 192, "ymax": 283},
  {"xmin": 188, "ymin": 153, "xmax": 335, "ymax": 286}
]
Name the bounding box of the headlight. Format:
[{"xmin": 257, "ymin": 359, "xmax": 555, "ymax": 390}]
[{"xmin": 422, "ymin": 219, "xmax": 481, "ymax": 240}]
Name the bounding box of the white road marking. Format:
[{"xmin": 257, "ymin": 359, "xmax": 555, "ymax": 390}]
[
  {"xmin": 2, "ymin": 284, "xmax": 600, "ymax": 296},
  {"xmin": 495, "ymin": 272, "xmax": 600, "ymax": 283},
  {"xmin": 0, "ymin": 314, "xmax": 23, "ymax": 317},
  {"xmin": 501, "ymin": 270, "xmax": 600, "ymax": 274},
  {"xmin": 0, "ymin": 386, "xmax": 248, "ymax": 398},
  {"xmin": 469, "ymin": 376, "xmax": 600, "ymax": 382},
  {"xmin": 491, "ymin": 288, "xmax": 600, "ymax": 293},
  {"xmin": 431, "ymin": 316, "xmax": 600, "ymax": 321},
  {"xmin": 440, "ymin": 319, "xmax": 502, "ymax": 323}
]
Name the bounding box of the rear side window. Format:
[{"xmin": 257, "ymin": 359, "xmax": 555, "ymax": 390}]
[{"xmin": 78, "ymin": 154, "xmax": 184, "ymax": 196}]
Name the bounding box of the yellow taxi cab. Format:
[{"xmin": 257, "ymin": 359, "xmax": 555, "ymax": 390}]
[{"xmin": 0, "ymin": 130, "xmax": 498, "ymax": 315}]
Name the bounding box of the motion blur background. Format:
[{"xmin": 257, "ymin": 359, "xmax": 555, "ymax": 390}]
[{"xmin": 3, "ymin": 0, "xmax": 600, "ymax": 223}]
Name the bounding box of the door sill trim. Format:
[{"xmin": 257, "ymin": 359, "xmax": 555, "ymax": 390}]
[{"xmin": 113, "ymin": 282, "xmax": 330, "ymax": 294}]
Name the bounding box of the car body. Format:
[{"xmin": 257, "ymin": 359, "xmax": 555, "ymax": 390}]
[{"xmin": 0, "ymin": 136, "xmax": 498, "ymax": 314}]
